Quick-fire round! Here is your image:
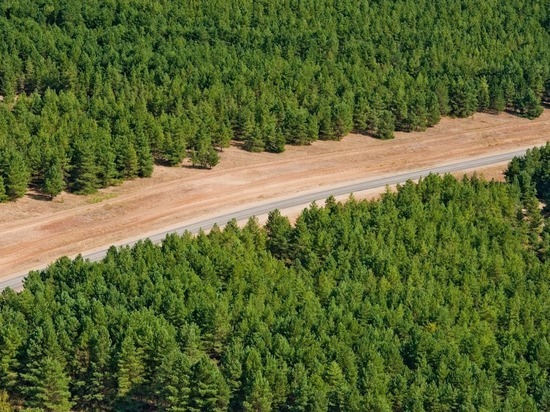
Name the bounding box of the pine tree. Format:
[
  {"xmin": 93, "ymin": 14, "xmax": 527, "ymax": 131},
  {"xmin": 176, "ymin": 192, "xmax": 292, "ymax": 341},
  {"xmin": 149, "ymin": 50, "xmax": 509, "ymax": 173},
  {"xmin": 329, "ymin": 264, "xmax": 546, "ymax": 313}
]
[
  {"xmin": 24, "ymin": 357, "xmax": 73, "ymax": 412},
  {"xmin": 318, "ymin": 101, "xmax": 334, "ymax": 140},
  {"xmin": 353, "ymin": 95, "xmax": 369, "ymax": 133},
  {"xmin": 243, "ymin": 128, "xmax": 266, "ymax": 153},
  {"xmin": 116, "ymin": 336, "xmax": 145, "ymax": 398},
  {"xmin": 190, "ymin": 140, "xmax": 220, "ymax": 169},
  {"xmin": 522, "ymin": 88, "xmax": 543, "ymax": 119},
  {"xmin": 325, "ymin": 361, "xmax": 349, "ymax": 412},
  {"xmin": 221, "ymin": 341, "xmax": 244, "ymax": 409},
  {"xmin": 287, "ymin": 363, "xmax": 315, "ymax": 412},
  {"xmin": 410, "ymin": 93, "xmax": 428, "ymax": 132},
  {"xmin": 426, "ymin": 92, "xmax": 441, "ymax": 127},
  {"xmin": 331, "ymin": 102, "xmax": 354, "ymax": 140},
  {"xmin": 157, "ymin": 350, "xmax": 191, "ymax": 412},
  {"xmin": 0, "ymin": 176, "xmax": 7, "ymax": 203},
  {"xmin": 94, "ymin": 126, "xmax": 117, "ymax": 187},
  {"xmin": 491, "ymin": 86, "xmax": 506, "ymax": 113},
  {"xmin": 135, "ymin": 133, "xmax": 154, "ymax": 178},
  {"xmin": 163, "ymin": 131, "xmax": 187, "ymax": 166},
  {"xmin": 392, "ymin": 85, "xmax": 410, "ymax": 131},
  {"xmin": 243, "ymin": 373, "xmax": 273, "ymax": 412},
  {"xmin": 234, "ymin": 108, "xmax": 255, "ymax": 141},
  {"xmin": 212, "ymin": 121, "xmax": 232, "ymax": 152},
  {"xmin": 42, "ymin": 155, "xmax": 64, "ymax": 199},
  {"xmin": 306, "ymin": 116, "xmax": 319, "ymax": 143},
  {"xmin": 0, "ymin": 314, "xmax": 23, "ymax": 396},
  {"xmin": 0, "ymin": 391, "xmax": 12, "ymax": 412},
  {"xmin": 451, "ymin": 78, "xmax": 478, "ymax": 117},
  {"xmin": 375, "ymin": 110, "xmax": 395, "ymax": 140},
  {"xmin": 122, "ymin": 141, "xmax": 139, "ymax": 178},
  {"xmin": 1, "ymin": 148, "xmax": 30, "ymax": 200},
  {"xmin": 477, "ymin": 77, "xmax": 490, "ymax": 112},
  {"xmin": 434, "ymin": 81, "xmax": 451, "ymax": 115},
  {"xmin": 202, "ymin": 298, "xmax": 231, "ymax": 358},
  {"xmin": 265, "ymin": 129, "xmax": 286, "ymax": 153},
  {"xmin": 70, "ymin": 140, "xmax": 98, "ymax": 194},
  {"xmin": 72, "ymin": 325, "xmax": 113, "ymax": 411},
  {"xmin": 265, "ymin": 209, "xmax": 293, "ymax": 260},
  {"xmin": 189, "ymin": 356, "xmax": 230, "ymax": 412},
  {"xmin": 206, "ymin": 146, "xmax": 220, "ymax": 169}
]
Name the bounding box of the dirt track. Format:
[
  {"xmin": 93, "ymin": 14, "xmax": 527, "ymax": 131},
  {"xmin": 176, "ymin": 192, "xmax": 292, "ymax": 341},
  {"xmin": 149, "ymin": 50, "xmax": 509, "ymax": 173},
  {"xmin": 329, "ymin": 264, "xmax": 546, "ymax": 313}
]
[{"xmin": 1, "ymin": 111, "xmax": 549, "ymax": 279}]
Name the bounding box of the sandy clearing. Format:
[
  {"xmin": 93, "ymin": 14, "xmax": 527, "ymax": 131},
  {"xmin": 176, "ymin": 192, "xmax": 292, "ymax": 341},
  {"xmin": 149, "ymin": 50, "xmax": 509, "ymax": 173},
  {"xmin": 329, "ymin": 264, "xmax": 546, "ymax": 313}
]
[{"xmin": 0, "ymin": 111, "xmax": 549, "ymax": 278}]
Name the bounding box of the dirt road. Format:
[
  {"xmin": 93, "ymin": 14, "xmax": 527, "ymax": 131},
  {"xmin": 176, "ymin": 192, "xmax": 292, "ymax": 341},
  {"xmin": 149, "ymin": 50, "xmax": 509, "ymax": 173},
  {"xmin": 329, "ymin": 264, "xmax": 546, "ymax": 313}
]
[{"xmin": 0, "ymin": 111, "xmax": 549, "ymax": 283}]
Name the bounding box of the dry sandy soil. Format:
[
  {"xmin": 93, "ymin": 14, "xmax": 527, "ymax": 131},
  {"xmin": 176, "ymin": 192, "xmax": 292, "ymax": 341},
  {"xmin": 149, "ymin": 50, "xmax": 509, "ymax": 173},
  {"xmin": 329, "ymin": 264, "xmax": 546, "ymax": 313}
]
[{"xmin": 1, "ymin": 110, "xmax": 549, "ymax": 279}]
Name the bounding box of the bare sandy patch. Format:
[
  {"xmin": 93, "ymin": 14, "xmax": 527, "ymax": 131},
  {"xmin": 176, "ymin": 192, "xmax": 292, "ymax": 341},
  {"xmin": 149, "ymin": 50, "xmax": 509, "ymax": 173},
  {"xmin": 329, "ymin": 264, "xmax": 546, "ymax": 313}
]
[{"xmin": 1, "ymin": 111, "xmax": 549, "ymax": 278}]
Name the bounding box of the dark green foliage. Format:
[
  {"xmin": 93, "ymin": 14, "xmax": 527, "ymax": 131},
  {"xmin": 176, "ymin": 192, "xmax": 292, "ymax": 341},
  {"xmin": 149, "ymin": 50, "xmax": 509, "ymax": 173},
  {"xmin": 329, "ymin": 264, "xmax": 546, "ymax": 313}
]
[
  {"xmin": 156, "ymin": 349, "xmax": 191, "ymax": 411},
  {"xmin": 69, "ymin": 140, "xmax": 98, "ymax": 194},
  {"xmin": 243, "ymin": 130, "xmax": 266, "ymax": 153},
  {"xmin": 426, "ymin": 92, "xmax": 441, "ymax": 126},
  {"xmin": 136, "ymin": 142, "xmax": 154, "ymax": 178},
  {"xmin": 265, "ymin": 131, "xmax": 286, "ymax": 154},
  {"xmin": 23, "ymin": 357, "xmax": 72, "ymax": 412},
  {"xmin": 375, "ymin": 110, "xmax": 396, "ymax": 140},
  {"xmin": 0, "ymin": 391, "xmax": 11, "ymax": 412},
  {"xmin": 189, "ymin": 356, "xmax": 230, "ymax": 412},
  {"xmin": 491, "ymin": 86, "xmax": 507, "ymax": 113},
  {"xmin": 451, "ymin": 78, "xmax": 478, "ymax": 117},
  {"xmin": 477, "ymin": 77, "xmax": 491, "ymax": 112},
  {"xmin": 123, "ymin": 144, "xmax": 139, "ymax": 179},
  {"xmin": 95, "ymin": 131, "xmax": 117, "ymax": 187},
  {"xmin": 0, "ymin": 176, "xmax": 7, "ymax": 203},
  {"xmin": 505, "ymin": 144, "xmax": 550, "ymax": 259},
  {"xmin": 265, "ymin": 209, "xmax": 293, "ymax": 260},
  {"xmin": 190, "ymin": 142, "xmax": 220, "ymax": 169},
  {"xmin": 2, "ymin": 164, "xmax": 550, "ymax": 410},
  {"xmin": 242, "ymin": 373, "xmax": 272, "ymax": 412},
  {"xmin": 212, "ymin": 122, "xmax": 232, "ymax": 153},
  {"xmin": 0, "ymin": 0, "xmax": 548, "ymax": 199},
  {"xmin": 520, "ymin": 89, "xmax": 545, "ymax": 119},
  {"xmin": 505, "ymin": 143, "xmax": 550, "ymax": 202},
  {"xmin": 41, "ymin": 155, "xmax": 64, "ymax": 199},
  {"xmin": 331, "ymin": 103, "xmax": 354, "ymax": 140},
  {"xmin": 0, "ymin": 148, "xmax": 30, "ymax": 199}
]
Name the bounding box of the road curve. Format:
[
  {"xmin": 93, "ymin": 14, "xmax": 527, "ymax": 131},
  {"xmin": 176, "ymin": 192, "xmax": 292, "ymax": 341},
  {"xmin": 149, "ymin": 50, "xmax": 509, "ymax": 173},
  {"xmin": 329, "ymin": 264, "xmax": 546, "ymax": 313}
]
[{"xmin": 0, "ymin": 147, "xmax": 535, "ymax": 291}]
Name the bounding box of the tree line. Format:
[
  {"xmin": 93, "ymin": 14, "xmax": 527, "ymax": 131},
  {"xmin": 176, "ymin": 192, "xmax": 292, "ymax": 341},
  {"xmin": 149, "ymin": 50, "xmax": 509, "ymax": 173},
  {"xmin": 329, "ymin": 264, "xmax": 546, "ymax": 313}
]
[
  {"xmin": 1, "ymin": 162, "xmax": 550, "ymax": 410},
  {"xmin": 0, "ymin": 0, "xmax": 549, "ymax": 200}
]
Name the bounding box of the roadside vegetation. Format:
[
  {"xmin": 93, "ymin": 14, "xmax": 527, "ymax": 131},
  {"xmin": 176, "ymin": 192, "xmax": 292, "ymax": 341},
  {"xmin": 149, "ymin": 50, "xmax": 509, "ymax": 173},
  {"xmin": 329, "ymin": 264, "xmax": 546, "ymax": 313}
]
[
  {"xmin": 1, "ymin": 150, "xmax": 550, "ymax": 410},
  {"xmin": 0, "ymin": 0, "xmax": 549, "ymax": 200},
  {"xmin": 506, "ymin": 143, "xmax": 550, "ymax": 205}
]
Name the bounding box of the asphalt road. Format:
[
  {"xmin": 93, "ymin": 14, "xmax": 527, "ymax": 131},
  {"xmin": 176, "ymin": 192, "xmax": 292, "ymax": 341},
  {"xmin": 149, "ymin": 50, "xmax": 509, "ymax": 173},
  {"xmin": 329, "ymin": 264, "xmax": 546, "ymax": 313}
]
[{"xmin": 0, "ymin": 148, "xmax": 533, "ymax": 291}]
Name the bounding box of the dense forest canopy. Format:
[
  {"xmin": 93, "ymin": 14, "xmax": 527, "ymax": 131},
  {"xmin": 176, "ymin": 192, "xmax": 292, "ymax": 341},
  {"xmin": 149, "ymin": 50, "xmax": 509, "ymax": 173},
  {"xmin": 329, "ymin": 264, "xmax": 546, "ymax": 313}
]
[
  {"xmin": 1, "ymin": 162, "xmax": 550, "ymax": 410},
  {"xmin": 0, "ymin": 0, "xmax": 549, "ymax": 199},
  {"xmin": 506, "ymin": 143, "xmax": 550, "ymax": 203}
]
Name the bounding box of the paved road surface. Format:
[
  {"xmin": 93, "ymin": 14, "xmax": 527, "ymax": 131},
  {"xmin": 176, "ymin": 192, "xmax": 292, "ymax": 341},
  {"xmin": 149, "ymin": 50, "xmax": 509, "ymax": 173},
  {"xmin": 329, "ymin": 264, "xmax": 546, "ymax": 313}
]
[{"xmin": 0, "ymin": 148, "xmax": 534, "ymax": 291}]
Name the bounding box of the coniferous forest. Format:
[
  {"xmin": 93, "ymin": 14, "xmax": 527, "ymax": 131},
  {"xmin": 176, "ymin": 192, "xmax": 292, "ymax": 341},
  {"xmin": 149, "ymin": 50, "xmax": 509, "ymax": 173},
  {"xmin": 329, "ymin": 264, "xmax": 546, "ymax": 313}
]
[
  {"xmin": 2, "ymin": 151, "xmax": 550, "ymax": 410},
  {"xmin": 0, "ymin": 0, "xmax": 549, "ymax": 199}
]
